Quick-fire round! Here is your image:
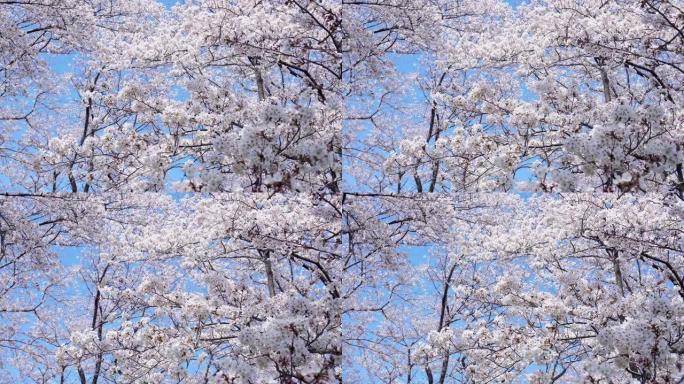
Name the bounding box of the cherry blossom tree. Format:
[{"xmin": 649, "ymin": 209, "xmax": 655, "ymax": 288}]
[
  {"xmin": 343, "ymin": 192, "xmax": 684, "ymax": 383},
  {"xmin": 344, "ymin": 0, "xmax": 684, "ymax": 194},
  {"xmin": 0, "ymin": 193, "xmax": 341, "ymax": 383},
  {"xmin": 3, "ymin": 0, "xmax": 684, "ymax": 383},
  {"xmin": 1, "ymin": 0, "xmax": 342, "ymax": 193},
  {"xmin": 0, "ymin": 196, "xmax": 66, "ymax": 383},
  {"xmin": 5, "ymin": 190, "xmax": 682, "ymax": 383}
]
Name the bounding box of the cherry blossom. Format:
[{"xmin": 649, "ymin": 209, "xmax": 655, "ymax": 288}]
[
  {"xmin": 0, "ymin": 193, "xmax": 341, "ymax": 383},
  {"xmin": 343, "ymin": 193, "xmax": 684, "ymax": 383},
  {"xmin": 345, "ymin": 0, "xmax": 684, "ymax": 194}
]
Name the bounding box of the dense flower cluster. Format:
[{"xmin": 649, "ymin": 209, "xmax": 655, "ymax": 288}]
[
  {"xmin": 345, "ymin": 0, "xmax": 684, "ymax": 194},
  {"xmin": 344, "ymin": 193, "xmax": 684, "ymax": 383},
  {"xmin": 2, "ymin": 0, "xmax": 684, "ymax": 383},
  {"xmin": 0, "ymin": 194, "xmax": 341, "ymax": 383},
  {"xmin": 1, "ymin": 0, "xmax": 341, "ymax": 193}
]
